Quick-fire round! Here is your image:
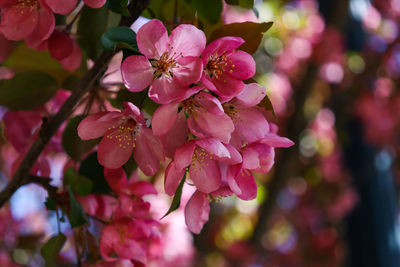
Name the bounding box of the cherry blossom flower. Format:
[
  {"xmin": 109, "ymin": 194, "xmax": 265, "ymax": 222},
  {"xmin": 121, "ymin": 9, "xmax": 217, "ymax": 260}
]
[
  {"xmin": 164, "ymin": 138, "xmax": 242, "ymax": 195},
  {"xmin": 77, "ymin": 102, "xmax": 164, "ymax": 173},
  {"xmin": 152, "ymin": 91, "xmax": 234, "ymax": 144},
  {"xmin": 0, "ymin": 0, "xmax": 55, "ymax": 41},
  {"xmin": 121, "ymin": 19, "xmax": 206, "ymax": 104},
  {"xmin": 201, "ymin": 37, "xmax": 256, "ymax": 101},
  {"xmin": 224, "ymin": 83, "xmax": 270, "ymax": 148}
]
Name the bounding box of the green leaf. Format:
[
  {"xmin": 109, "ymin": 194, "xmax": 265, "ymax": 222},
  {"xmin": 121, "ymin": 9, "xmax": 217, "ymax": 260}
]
[
  {"xmin": 64, "ymin": 168, "xmax": 93, "ymax": 196},
  {"xmin": 44, "ymin": 197, "xmax": 57, "ymax": 211},
  {"xmin": 0, "ymin": 72, "xmax": 58, "ymax": 110},
  {"xmin": 101, "ymin": 26, "xmax": 138, "ymax": 52},
  {"xmin": 79, "ymin": 152, "xmax": 112, "ymax": 194},
  {"xmin": 110, "ymin": 88, "xmax": 159, "ymax": 115},
  {"xmin": 184, "ymin": 0, "xmax": 222, "ymax": 24},
  {"xmin": 225, "ymin": 0, "xmax": 239, "ymax": 5},
  {"xmin": 209, "ymin": 21, "xmax": 273, "ymax": 54},
  {"xmin": 161, "ymin": 173, "xmax": 186, "ymax": 219},
  {"xmin": 62, "ymin": 115, "xmax": 99, "ymax": 161},
  {"xmin": 2, "ymin": 43, "xmax": 78, "ymax": 83},
  {"xmin": 68, "ymin": 185, "xmax": 88, "ymax": 228},
  {"xmin": 77, "ymin": 6, "xmax": 108, "ymax": 60},
  {"xmin": 40, "ymin": 233, "xmax": 66, "ymax": 267},
  {"xmin": 106, "ymin": 0, "xmax": 129, "ymax": 15},
  {"xmin": 239, "ymin": 0, "xmax": 253, "ymax": 8}
]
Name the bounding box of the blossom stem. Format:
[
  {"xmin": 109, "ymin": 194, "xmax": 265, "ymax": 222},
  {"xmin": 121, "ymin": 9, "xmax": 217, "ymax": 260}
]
[{"xmin": 0, "ymin": 0, "xmax": 151, "ymax": 208}]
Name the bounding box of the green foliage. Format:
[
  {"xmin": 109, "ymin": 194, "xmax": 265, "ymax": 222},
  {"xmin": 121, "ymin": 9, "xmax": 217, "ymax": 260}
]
[
  {"xmin": 40, "ymin": 233, "xmax": 66, "ymax": 267},
  {"xmin": 209, "ymin": 21, "xmax": 273, "ymax": 54},
  {"xmin": 1, "ymin": 43, "xmax": 75, "ymax": 83},
  {"xmin": 184, "ymin": 0, "xmax": 223, "ymax": 24},
  {"xmin": 110, "ymin": 88, "xmax": 159, "ymax": 115},
  {"xmin": 79, "ymin": 152, "xmax": 112, "ymax": 194},
  {"xmin": 64, "ymin": 168, "xmax": 93, "ymax": 196},
  {"xmin": 44, "ymin": 197, "xmax": 57, "ymax": 211},
  {"xmin": 106, "ymin": 0, "xmax": 129, "ymax": 16},
  {"xmin": 101, "ymin": 26, "xmax": 138, "ymax": 52},
  {"xmin": 224, "ymin": 0, "xmax": 254, "ymax": 8},
  {"xmin": 62, "ymin": 115, "xmax": 99, "ymax": 161},
  {"xmin": 78, "ymin": 6, "xmax": 108, "ymax": 60},
  {"xmin": 68, "ymin": 185, "xmax": 88, "ymax": 228},
  {"xmin": 162, "ymin": 173, "xmax": 186, "ymax": 219},
  {"xmin": 0, "ymin": 72, "xmax": 58, "ymax": 110}
]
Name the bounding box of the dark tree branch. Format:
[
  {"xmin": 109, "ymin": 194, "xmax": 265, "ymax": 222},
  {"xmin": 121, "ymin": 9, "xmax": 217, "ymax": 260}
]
[{"xmin": 0, "ymin": 0, "xmax": 151, "ymax": 208}]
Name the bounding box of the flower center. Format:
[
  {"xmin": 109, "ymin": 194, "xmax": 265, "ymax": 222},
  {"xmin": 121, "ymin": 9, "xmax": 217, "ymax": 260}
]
[
  {"xmin": 223, "ymin": 104, "xmax": 242, "ymax": 123},
  {"xmin": 106, "ymin": 119, "xmax": 139, "ymax": 150},
  {"xmin": 191, "ymin": 147, "xmax": 214, "ymax": 170},
  {"xmin": 151, "ymin": 51, "xmax": 183, "ymax": 79},
  {"xmin": 16, "ymin": 0, "xmax": 38, "ymax": 10},
  {"xmin": 206, "ymin": 53, "xmax": 236, "ymax": 80}
]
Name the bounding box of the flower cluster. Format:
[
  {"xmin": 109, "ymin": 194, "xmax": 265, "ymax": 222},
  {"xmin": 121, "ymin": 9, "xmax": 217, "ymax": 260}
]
[{"xmin": 78, "ymin": 19, "xmax": 293, "ymax": 236}]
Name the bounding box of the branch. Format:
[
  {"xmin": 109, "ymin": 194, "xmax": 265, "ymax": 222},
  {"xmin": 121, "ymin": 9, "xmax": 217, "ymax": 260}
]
[{"xmin": 0, "ymin": 0, "xmax": 151, "ymax": 208}]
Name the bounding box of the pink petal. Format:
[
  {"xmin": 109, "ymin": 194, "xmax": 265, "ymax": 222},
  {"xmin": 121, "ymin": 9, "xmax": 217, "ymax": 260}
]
[
  {"xmin": 232, "ymin": 83, "xmax": 267, "ymax": 108},
  {"xmin": 228, "ymin": 165, "xmax": 257, "ymax": 200},
  {"xmin": 164, "ymin": 161, "xmax": 185, "ymax": 196},
  {"xmin": 45, "ymin": 0, "xmax": 77, "ymax": 15},
  {"xmin": 159, "ymin": 110, "xmax": 188, "ymax": 158},
  {"xmin": 121, "ymin": 55, "xmax": 154, "ymax": 92},
  {"xmin": 0, "ymin": 6, "xmax": 38, "ymax": 40},
  {"xmin": 122, "ymin": 102, "xmax": 145, "ymax": 124},
  {"xmin": 190, "ymin": 148, "xmax": 221, "ymax": 193},
  {"xmin": 174, "ymin": 141, "xmax": 196, "ymax": 170},
  {"xmin": 128, "ymin": 181, "xmax": 157, "ymax": 196},
  {"xmin": 220, "ymin": 143, "xmax": 242, "ymax": 165},
  {"xmin": 25, "ymin": 7, "xmax": 55, "ymax": 48},
  {"xmin": 173, "ymin": 56, "xmax": 203, "ymax": 87},
  {"xmin": 137, "ymin": 19, "xmax": 168, "ymax": 59},
  {"xmin": 210, "ymin": 73, "xmax": 244, "ymax": 99},
  {"xmin": 184, "ymin": 191, "xmax": 210, "ymax": 234},
  {"xmin": 188, "ymin": 111, "xmax": 234, "ymax": 143},
  {"xmin": 0, "ymin": 0, "xmax": 16, "ymax": 8},
  {"xmin": 149, "ymin": 75, "xmax": 189, "ymax": 104},
  {"xmin": 59, "ymin": 39, "xmax": 82, "ymax": 71},
  {"xmin": 78, "ymin": 194, "xmax": 117, "ymax": 221},
  {"xmin": 77, "ymin": 111, "xmax": 122, "ymax": 140},
  {"xmin": 241, "ymin": 147, "xmax": 260, "ymax": 170},
  {"xmin": 169, "ymin": 24, "xmax": 206, "ymax": 57},
  {"xmin": 233, "ymin": 108, "xmax": 270, "ymax": 144},
  {"xmin": 260, "ymin": 134, "xmax": 295, "ymax": 147},
  {"xmin": 98, "ymin": 129, "xmax": 133, "ymax": 169},
  {"xmin": 48, "ymin": 30, "xmax": 73, "ymax": 60},
  {"xmin": 83, "ymin": 0, "xmax": 105, "ymax": 8},
  {"xmin": 133, "ymin": 126, "xmax": 163, "ymax": 176},
  {"xmin": 104, "ymin": 167, "xmax": 127, "ymax": 194},
  {"xmin": 194, "ymin": 92, "xmax": 224, "ymax": 115},
  {"xmin": 151, "ymin": 103, "xmax": 179, "ymax": 136},
  {"xmin": 225, "ymin": 50, "xmax": 255, "ymax": 80},
  {"xmin": 195, "ymin": 138, "xmax": 230, "ymax": 159},
  {"xmin": 202, "ymin": 36, "xmax": 244, "ymax": 63},
  {"xmin": 200, "ymin": 74, "xmax": 217, "ymax": 91}
]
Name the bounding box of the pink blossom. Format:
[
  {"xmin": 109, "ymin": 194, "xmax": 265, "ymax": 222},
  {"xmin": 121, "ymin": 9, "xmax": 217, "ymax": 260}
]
[
  {"xmin": 222, "ymin": 2, "xmax": 258, "ymax": 24},
  {"xmin": 224, "ymin": 83, "xmax": 270, "ymax": 148},
  {"xmin": 99, "ymin": 218, "xmax": 152, "ymax": 263},
  {"xmin": 0, "ymin": 0, "xmax": 55, "ymax": 42},
  {"xmin": 152, "ymin": 91, "xmax": 234, "ymax": 144},
  {"xmin": 184, "ymin": 190, "xmax": 210, "ymax": 234},
  {"xmin": 201, "ymin": 37, "xmax": 255, "ymax": 100},
  {"xmin": 164, "ymin": 138, "xmax": 242, "ymax": 195},
  {"xmin": 121, "ymin": 19, "xmax": 206, "ymax": 104},
  {"xmin": 78, "ymin": 102, "xmax": 164, "ymax": 174}
]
